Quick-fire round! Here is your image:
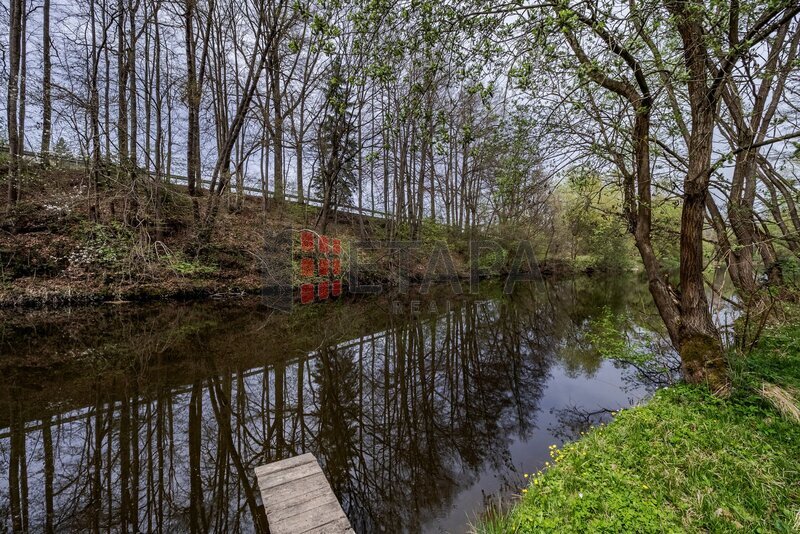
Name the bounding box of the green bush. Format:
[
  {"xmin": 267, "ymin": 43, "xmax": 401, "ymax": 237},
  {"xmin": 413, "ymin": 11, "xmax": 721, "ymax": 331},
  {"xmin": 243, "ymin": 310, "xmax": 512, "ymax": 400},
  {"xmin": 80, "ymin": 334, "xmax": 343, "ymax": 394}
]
[
  {"xmin": 69, "ymin": 221, "xmax": 134, "ymax": 271},
  {"xmin": 166, "ymin": 254, "xmax": 218, "ymax": 276}
]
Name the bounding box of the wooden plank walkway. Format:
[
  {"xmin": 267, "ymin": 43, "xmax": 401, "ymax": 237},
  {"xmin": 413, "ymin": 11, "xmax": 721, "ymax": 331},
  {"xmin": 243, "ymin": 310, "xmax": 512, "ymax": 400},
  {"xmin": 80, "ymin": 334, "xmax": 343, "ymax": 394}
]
[{"xmin": 255, "ymin": 453, "xmax": 354, "ymax": 534}]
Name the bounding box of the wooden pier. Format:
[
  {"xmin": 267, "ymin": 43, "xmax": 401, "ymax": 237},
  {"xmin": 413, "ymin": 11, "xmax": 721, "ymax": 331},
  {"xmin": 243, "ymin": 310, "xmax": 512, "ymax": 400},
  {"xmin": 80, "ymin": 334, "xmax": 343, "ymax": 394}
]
[{"xmin": 255, "ymin": 453, "xmax": 354, "ymax": 534}]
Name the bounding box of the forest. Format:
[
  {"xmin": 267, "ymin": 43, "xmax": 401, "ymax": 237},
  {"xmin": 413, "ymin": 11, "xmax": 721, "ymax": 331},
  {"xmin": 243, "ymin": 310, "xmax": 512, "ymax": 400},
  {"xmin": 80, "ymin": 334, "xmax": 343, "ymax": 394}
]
[{"xmin": 2, "ymin": 0, "xmax": 800, "ymax": 532}]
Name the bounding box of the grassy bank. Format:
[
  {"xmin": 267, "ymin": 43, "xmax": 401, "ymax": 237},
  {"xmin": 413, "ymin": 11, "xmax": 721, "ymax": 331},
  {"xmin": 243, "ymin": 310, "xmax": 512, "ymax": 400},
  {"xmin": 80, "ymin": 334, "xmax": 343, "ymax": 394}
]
[{"xmin": 480, "ymin": 325, "xmax": 800, "ymax": 533}]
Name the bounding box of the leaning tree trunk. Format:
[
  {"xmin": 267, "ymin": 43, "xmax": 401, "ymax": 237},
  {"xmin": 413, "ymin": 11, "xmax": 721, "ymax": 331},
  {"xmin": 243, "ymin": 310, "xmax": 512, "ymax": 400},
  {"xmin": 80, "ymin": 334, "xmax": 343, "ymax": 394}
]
[{"xmin": 561, "ymin": 9, "xmax": 728, "ymax": 392}]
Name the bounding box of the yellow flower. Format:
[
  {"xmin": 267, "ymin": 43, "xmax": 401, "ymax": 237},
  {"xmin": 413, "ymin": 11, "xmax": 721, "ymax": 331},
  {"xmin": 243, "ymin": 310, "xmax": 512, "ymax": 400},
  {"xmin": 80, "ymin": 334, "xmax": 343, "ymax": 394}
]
[{"xmin": 524, "ymin": 473, "xmax": 529, "ymax": 478}]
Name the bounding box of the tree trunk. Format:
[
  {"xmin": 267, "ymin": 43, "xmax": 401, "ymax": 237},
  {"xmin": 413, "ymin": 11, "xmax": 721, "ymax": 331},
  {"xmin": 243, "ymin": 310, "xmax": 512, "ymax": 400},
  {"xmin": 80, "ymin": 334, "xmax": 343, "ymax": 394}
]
[
  {"xmin": 18, "ymin": 0, "xmax": 27, "ymax": 156},
  {"xmin": 128, "ymin": 0, "xmax": 138, "ymax": 182},
  {"xmin": 678, "ymin": 107, "xmax": 727, "ymax": 390},
  {"xmin": 6, "ymin": 0, "xmax": 22, "ymax": 209},
  {"xmin": 296, "ymin": 140, "xmax": 304, "ymax": 204},
  {"xmin": 118, "ymin": 0, "xmax": 129, "ymax": 179},
  {"xmin": 89, "ymin": 0, "xmax": 102, "ymax": 221},
  {"xmin": 184, "ymin": 0, "xmax": 199, "ymax": 200},
  {"xmin": 153, "ymin": 6, "xmax": 164, "ymax": 239},
  {"xmin": 295, "ymin": 103, "xmax": 305, "ymax": 204},
  {"xmin": 40, "ymin": 0, "xmax": 52, "ymax": 163},
  {"xmin": 270, "ymin": 48, "xmax": 285, "ymax": 204},
  {"xmin": 667, "ymin": 0, "xmax": 728, "ymax": 390},
  {"xmin": 102, "ymin": 4, "xmax": 111, "ymax": 165}
]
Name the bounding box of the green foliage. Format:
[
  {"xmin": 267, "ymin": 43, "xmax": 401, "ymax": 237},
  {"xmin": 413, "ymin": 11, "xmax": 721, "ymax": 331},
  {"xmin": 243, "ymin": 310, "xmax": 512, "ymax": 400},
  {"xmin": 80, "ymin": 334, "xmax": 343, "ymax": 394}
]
[
  {"xmin": 650, "ymin": 199, "xmax": 682, "ymax": 270},
  {"xmin": 483, "ymin": 110, "xmax": 547, "ymax": 228},
  {"xmin": 420, "ymin": 219, "xmax": 468, "ymax": 252},
  {"xmin": 587, "ymin": 308, "xmax": 677, "ymax": 379},
  {"xmin": 588, "ymin": 309, "xmax": 643, "ymax": 364},
  {"xmin": 168, "ymin": 257, "xmax": 218, "ymax": 276},
  {"xmin": 587, "ymin": 308, "xmax": 641, "ymax": 358},
  {"xmin": 312, "ymin": 57, "xmax": 359, "ymax": 207},
  {"xmin": 70, "ymin": 221, "xmax": 133, "ymax": 271},
  {"xmin": 479, "ymin": 326, "xmax": 800, "ymax": 533},
  {"xmin": 52, "ymin": 137, "xmax": 72, "ymax": 158},
  {"xmin": 284, "ymin": 201, "xmax": 318, "ymax": 224},
  {"xmin": 420, "ymin": 218, "xmax": 451, "ymax": 243},
  {"xmin": 737, "ymin": 323, "xmax": 800, "ymax": 391},
  {"xmin": 777, "ymin": 256, "xmax": 800, "ymax": 290},
  {"xmin": 0, "ymin": 133, "xmax": 10, "ymax": 167},
  {"xmin": 570, "ymin": 254, "xmax": 598, "ymax": 273},
  {"xmin": 560, "ymin": 168, "xmax": 634, "ymax": 272},
  {"xmin": 477, "ymin": 246, "xmax": 506, "ymax": 273}
]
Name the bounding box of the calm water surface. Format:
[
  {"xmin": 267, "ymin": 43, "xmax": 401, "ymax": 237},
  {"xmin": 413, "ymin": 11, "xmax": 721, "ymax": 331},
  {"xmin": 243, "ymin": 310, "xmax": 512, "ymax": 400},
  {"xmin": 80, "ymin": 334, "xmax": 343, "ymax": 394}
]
[{"xmin": 0, "ymin": 276, "xmax": 667, "ymax": 533}]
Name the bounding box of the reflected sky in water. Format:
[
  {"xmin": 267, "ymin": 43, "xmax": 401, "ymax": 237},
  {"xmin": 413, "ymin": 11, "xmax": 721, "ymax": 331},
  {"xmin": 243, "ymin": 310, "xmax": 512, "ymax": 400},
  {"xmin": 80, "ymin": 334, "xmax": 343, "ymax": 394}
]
[{"xmin": 0, "ymin": 276, "xmax": 664, "ymax": 533}]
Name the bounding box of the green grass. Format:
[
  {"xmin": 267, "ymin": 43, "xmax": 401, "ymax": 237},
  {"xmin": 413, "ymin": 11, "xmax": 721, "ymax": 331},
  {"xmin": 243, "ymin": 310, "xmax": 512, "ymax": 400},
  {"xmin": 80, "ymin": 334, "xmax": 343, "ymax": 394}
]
[{"xmin": 479, "ymin": 325, "xmax": 800, "ymax": 533}]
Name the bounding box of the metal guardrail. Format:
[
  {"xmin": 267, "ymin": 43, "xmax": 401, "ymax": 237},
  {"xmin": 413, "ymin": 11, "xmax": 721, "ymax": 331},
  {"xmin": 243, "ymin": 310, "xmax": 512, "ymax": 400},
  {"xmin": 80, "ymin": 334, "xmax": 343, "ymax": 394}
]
[
  {"xmin": 2, "ymin": 144, "xmax": 389, "ymax": 220},
  {"xmin": 167, "ymin": 174, "xmax": 388, "ymax": 219}
]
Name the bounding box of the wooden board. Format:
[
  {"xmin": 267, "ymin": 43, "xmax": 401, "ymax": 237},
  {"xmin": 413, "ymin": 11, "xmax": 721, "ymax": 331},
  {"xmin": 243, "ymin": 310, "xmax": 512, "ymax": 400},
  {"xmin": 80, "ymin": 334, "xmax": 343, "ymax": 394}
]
[{"xmin": 255, "ymin": 453, "xmax": 354, "ymax": 534}]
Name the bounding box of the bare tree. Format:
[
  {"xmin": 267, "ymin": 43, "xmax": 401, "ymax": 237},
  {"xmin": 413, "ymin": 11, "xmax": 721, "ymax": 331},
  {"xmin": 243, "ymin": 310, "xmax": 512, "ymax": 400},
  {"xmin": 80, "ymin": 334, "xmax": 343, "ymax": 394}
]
[
  {"xmin": 40, "ymin": 0, "xmax": 52, "ymax": 162},
  {"xmin": 6, "ymin": 0, "xmax": 23, "ymax": 209}
]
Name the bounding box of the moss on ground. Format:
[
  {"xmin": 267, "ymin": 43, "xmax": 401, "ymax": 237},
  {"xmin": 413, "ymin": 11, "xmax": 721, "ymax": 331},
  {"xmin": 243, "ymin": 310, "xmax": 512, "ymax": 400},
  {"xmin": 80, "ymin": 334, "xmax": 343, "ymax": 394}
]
[{"xmin": 479, "ymin": 325, "xmax": 800, "ymax": 533}]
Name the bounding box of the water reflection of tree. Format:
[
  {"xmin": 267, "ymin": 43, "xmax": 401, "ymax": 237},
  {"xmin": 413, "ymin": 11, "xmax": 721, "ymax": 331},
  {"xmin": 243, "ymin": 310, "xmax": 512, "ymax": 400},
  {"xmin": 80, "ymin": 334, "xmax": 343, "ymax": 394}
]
[
  {"xmin": 302, "ymin": 298, "xmax": 555, "ymax": 531},
  {"xmin": 549, "ymin": 406, "xmax": 614, "ymax": 442},
  {"xmin": 311, "ymin": 346, "xmax": 362, "ymax": 522},
  {"xmin": 545, "ymin": 275, "xmax": 679, "ymax": 442},
  {"xmin": 0, "ymin": 277, "xmax": 654, "ymax": 533}
]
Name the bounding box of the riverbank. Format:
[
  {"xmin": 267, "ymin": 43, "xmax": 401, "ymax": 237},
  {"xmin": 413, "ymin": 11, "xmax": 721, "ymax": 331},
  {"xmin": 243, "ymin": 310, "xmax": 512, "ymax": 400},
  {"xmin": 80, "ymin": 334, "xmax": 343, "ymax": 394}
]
[
  {"xmin": 480, "ymin": 324, "xmax": 800, "ymax": 533},
  {"xmin": 0, "ymin": 175, "xmax": 591, "ymax": 308}
]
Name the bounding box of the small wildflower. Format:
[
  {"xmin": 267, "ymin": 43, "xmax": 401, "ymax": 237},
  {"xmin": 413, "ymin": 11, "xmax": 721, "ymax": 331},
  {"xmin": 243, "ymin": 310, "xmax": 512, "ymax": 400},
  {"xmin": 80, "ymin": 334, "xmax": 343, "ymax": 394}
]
[{"xmin": 524, "ymin": 473, "xmax": 529, "ymax": 478}]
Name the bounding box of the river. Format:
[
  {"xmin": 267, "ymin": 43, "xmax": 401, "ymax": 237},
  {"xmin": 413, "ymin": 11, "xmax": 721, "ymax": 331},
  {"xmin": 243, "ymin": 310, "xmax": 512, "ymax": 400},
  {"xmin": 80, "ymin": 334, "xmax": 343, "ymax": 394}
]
[{"xmin": 0, "ymin": 275, "xmax": 668, "ymax": 533}]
